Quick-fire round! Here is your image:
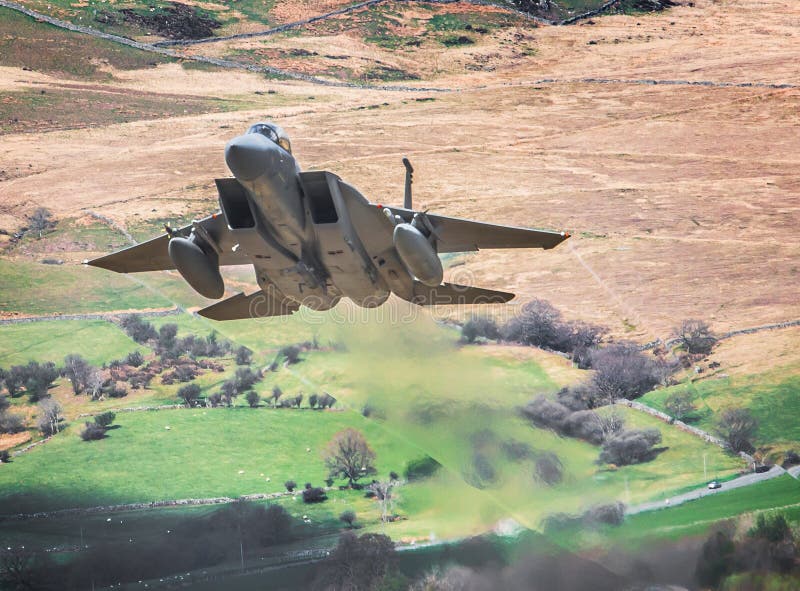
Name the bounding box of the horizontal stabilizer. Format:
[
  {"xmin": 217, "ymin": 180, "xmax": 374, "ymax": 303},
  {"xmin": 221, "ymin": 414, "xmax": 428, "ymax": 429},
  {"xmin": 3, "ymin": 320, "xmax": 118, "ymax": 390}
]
[
  {"xmin": 197, "ymin": 291, "xmax": 298, "ymax": 321},
  {"xmin": 405, "ymin": 281, "xmax": 514, "ymax": 306}
]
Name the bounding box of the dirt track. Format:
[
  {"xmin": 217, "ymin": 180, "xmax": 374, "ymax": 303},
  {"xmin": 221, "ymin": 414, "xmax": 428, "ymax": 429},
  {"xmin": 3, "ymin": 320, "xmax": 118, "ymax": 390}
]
[{"xmin": 1, "ymin": 0, "xmax": 798, "ymax": 339}]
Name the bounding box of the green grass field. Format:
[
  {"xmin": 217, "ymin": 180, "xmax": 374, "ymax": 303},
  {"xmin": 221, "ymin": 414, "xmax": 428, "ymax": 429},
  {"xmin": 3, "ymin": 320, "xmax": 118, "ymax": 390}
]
[
  {"xmin": 0, "ymin": 302, "xmax": 748, "ymax": 543},
  {"xmin": 0, "ymin": 258, "xmax": 173, "ymax": 315},
  {"xmin": 640, "ymin": 371, "xmax": 800, "ymax": 449},
  {"xmin": 0, "ymin": 319, "xmax": 147, "ymax": 367},
  {"xmin": 612, "ymin": 475, "xmax": 800, "ymax": 542},
  {"xmin": 545, "ymin": 475, "xmax": 800, "ymax": 549},
  {"xmin": 0, "ymin": 407, "xmax": 420, "ymax": 514}
]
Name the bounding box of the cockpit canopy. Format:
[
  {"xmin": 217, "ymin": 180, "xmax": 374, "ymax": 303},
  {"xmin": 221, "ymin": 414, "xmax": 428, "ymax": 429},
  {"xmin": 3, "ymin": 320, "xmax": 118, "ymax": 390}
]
[{"xmin": 246, "ymin": 122, "xmax": 292, "ymax": 154}]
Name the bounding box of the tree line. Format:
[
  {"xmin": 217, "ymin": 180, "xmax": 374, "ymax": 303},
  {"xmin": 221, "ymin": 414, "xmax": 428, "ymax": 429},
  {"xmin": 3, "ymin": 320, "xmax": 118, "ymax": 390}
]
[{"xmin": 466, "ymin": 301, "xmax": 762, "ymax": 460}]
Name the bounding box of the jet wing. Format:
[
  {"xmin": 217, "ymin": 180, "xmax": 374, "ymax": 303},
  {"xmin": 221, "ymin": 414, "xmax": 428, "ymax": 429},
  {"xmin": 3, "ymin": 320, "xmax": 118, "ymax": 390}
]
[
  {"xmin": 382, "ymin": 207, "xmax": 569, "ymax": 253},
  {"xmin": 197, "ymin": 291, "xmax": 299, "ymax": 321},
  {"xmin": 86, "ymin": 212, "xmax": 250, "ymax": 273}
]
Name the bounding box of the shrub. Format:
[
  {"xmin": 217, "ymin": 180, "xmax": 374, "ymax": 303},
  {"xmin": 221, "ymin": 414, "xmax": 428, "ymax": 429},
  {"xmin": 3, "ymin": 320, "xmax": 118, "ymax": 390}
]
[
  {"xmin": 590, "ymin": 344, "xmax": 661, "ymax": 401},
  {"xmin": 120, "ymin": 315, "xmax": 157, "ymax": 344},
  {"xmin": 80, "ymin": 422, "xmax": 106, "ymax": 441},
  {"xmin": 664, "ymin": 390, "xmax": 696, "ymax": 421},
  {"xmin": 715, "ymin": 408, "xmax": 758, "ymax": 454},
  {"xmin": 502, "ymin": 299, "xmax": 564, "ymax": 349},
  {"xmin": 234, "ymin": 367, "xmax": 260, "ymax": 392},
  {"xmin": 308, "ymin": 393, "xmax": 318, "ymax": 408},
  {"xmin": 318, "ymin": 532, "xmax": 396, "ymax": 591},
  {"xmin": 534, "ymin": 452, "xmax": 563, "ymax": 486},
  {"xmin": 750, "ymin": 513, "xmax": 792, "ymax": 543},
  {"xmin": 207, "ymin": 392, "xmax": 222, "ymax": 407},
  {"xmin": 235, "ymin": 346, "xmax": 253, "ymax": 366},
  {"xmin": 158, "ymin": 323, "xmax": 178, "ymax": 349},
  {"xmin": 501, "ymin": 439, "xmax": 532, "ymax": 461},
  {"xmin": 599, "ymin": 428, "xmax": 662, "ymax": 465},
  {"xmin": 177, "ymin": 383, "xmax": 201, "ymax": 407},
  {"xmin": 245, "ymin": 390, "xmax": 260, "ymax": 408},
  {"xmin": 583, "ymin": 502, "xmax": 625, "ymax": 526},
  {"xmin": 302, "ymin": 487, "xmax": 328, "ymax": 504},
  {"xmin": 0, "ymin": 450, "xmax": 9, "ymax": 463},
  {"xmin": 21, "ymin": 361, "xmax": 59, "ymax": 402},
  {"xmin": 339, "ymin": 510, "xmax": 356, "ymax": 528},
  {"xmin": 557, "ymin": 383, "xmax": 603, "ymax": 410},
  {"xmin": 280, "ymin": 345, "xmax": 301, "ymax": 364},
  {"xmin": 783, "ymin": 450, "xmax": 800, "ymax": 468},
  {"xmin": 106, "ymin": 382, "xmax": 128, "ymax": 398},
  {"xmin": 520, "ymin": 396, "xmax": 570, "ymax": 431},
  {"xmin": 94, "ymin": 411, "xmax": 116, "ymax": 429},
  {"xmin": 695, "ymin": 527, "xmax": 736, "ymax": 588},
  {"xmin": 0, "ymin": 412, "xmax": 26, "ymax": 434},
  {"xmin": 464, "ymin": 452, "xmax": 498, "ymax": 489},
  {"xmin": 389, "ymin": 471, "xmax": 399, "ymax": 481},
  {"xmin": 404, "ymin": 455, "xmax": 442, "ymax": 481},
  {"xmin": 124, "ymin": 351, "xmax": 145, "ymax": 367},
  {"xmin": 461, "ymin": 316, "xmax": 499, "ymax": 343},
  {"xmin": 318, "ymin": 392, "xmax": 336, "ymax": 409},
  {"xmin": 562, "ymin": 410, "xmax": 605, "ymax": 445},
  {"xmin": 284, "ymin": 480, "xmax": 297, "ymax": 492}
]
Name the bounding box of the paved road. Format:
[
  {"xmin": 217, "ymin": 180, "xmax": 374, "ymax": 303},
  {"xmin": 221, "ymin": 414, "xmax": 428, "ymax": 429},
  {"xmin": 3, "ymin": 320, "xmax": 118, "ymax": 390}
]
[
  {"xmin": 627, "ymin": 465, "xmax": 788, "ymax": 515},
  {"xmin": 788, "ymin": 465, "xmax": 800, "ymax": 480}
]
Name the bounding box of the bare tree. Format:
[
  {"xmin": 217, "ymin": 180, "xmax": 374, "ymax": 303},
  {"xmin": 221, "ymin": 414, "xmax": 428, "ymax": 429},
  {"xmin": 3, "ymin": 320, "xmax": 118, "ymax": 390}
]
[
  {"xmin": 324, "ymin": 428, "xmax": 377, "ymax": 487},
  {"xmin": 270, "ymin": 385, "xmax": 283, "ymax": 407},
  {"xmin": 37, "ymin": 399, "xmax": 63, "ymax": 436},
  {"xmin": 28, "ymin": 207, "xmax": 54, "ymax": 238},
  {"xmin": 664, "ymin": 390, "xmax": 696, "ymax": 421},
  {"xmin": 86, "ymin": 369, "xmax": 106, "ymax": 401},
  {"xmin": 716, "ymin": 408, "xmax": 758, "ymax": 453},
  {"xmin": 368, "ymin": 479, "xmax": 399, "ymax": 522},
  {"xmin": 63, "ymin": 354, "xmax": 92, "ymax": 395},
  {"xmin": 673, "ymin": 319, "xmax": 717, "ymax": 355},
  {"xmin": 595, "ymin": 409, "xmax": 625, "ymax": 441}
]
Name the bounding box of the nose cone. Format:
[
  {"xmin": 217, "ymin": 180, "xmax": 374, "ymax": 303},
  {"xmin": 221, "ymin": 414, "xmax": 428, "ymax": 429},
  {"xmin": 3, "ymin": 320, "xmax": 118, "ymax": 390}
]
[{"xmin": 225, "ymin": 134, "xmax": 276, "ymax": 182}]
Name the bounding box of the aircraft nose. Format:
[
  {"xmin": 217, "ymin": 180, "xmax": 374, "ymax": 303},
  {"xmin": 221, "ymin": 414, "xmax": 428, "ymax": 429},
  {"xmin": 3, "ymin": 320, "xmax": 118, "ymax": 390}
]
[{"xmin": 225, "ymin": 134, "xmax": 277, "ymax": 182}]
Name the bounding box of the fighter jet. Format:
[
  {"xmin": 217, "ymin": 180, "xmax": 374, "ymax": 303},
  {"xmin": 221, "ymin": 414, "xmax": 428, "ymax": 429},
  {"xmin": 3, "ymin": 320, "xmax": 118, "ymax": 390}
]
[{"xmin": 88, "ymin": 122, "xmax": 569, "ymax": 321}]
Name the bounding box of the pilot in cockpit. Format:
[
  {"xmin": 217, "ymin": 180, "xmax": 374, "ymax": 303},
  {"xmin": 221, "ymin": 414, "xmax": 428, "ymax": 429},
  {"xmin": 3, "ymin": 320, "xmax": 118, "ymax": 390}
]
[{"xmin": 246, "ymin": 122, "xmax": 292, "ymax": 154}]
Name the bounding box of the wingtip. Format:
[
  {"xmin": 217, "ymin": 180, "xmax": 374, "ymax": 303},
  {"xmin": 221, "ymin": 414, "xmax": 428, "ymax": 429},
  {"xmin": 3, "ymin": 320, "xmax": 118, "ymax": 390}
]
[{"xmin": 85, "ymin": 255, "xmax": 120, "ymax": 272}]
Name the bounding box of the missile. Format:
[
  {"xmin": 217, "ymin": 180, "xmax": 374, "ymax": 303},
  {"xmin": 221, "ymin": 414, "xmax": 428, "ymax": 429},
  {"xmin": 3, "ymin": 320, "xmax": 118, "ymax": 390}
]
[
  {"xmin": 393, "ymin": 223, "xmax": 443, "ymax": 287},
  {"xmin": 167, "ymin": 236, "xmax": 224, "ymax": 299}
]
